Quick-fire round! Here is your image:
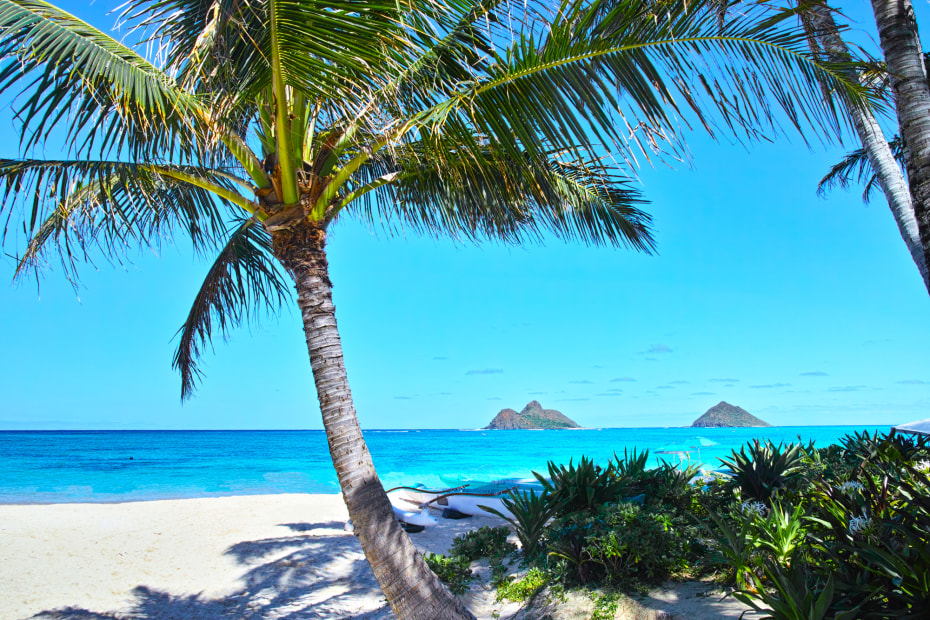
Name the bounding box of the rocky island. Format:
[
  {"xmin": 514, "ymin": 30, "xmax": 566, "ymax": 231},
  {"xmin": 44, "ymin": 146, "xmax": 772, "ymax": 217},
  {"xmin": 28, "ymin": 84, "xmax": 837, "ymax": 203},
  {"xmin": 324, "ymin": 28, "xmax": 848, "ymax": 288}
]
[
  {"xmin": 691, "ymin": 401, "xmax": 771, "ymax": 428},
  {"xmin": 485, "ymin": 400, "xmax": 580, "ymax": 429}
]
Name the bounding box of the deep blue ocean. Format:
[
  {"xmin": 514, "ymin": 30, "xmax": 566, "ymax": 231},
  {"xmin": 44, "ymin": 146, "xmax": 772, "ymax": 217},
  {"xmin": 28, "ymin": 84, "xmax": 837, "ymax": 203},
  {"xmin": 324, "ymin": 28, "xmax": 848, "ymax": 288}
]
[{"xmin": 0, "ymin": 426, "xmax": 890, "ymax": 503}]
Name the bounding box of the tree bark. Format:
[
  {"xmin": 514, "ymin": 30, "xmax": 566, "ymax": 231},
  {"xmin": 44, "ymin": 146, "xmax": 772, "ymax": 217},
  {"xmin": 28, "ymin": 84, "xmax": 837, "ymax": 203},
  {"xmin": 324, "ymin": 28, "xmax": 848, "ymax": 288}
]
[
  {"xmin": 270, "ymin": 220, "xmax": 476, "ymax": 620},
  {"xmin": 869, "ymin": 0, "xmax": 930, "ymax": 292},
  {"xmin": 805, "ymin": 3, "xmax": 930, "ymax": 293}
]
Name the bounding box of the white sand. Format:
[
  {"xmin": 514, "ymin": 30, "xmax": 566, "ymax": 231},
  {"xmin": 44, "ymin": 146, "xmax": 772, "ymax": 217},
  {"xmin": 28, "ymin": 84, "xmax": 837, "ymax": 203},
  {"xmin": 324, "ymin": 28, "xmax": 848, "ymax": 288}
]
[{"xmin": 0, "ymin": 494, "xmax": 760, "ymax": 619}]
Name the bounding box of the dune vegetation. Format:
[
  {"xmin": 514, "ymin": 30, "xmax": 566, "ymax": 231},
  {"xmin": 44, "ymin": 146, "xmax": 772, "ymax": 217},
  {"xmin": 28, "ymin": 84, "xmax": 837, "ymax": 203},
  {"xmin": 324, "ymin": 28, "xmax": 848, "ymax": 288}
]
[{"xmin": 424, "ymin": 431, "xmax": 930, "ymax": 619}]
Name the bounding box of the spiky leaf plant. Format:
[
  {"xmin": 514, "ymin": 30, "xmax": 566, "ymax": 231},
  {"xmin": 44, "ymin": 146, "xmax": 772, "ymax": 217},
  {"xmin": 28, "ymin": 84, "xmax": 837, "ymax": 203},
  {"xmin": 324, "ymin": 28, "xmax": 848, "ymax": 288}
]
[
  {"xmin": 482, "ymin": 488, "xmax": 554, "ymax": 558},
  {"xmin": 719, "ymin": 440, "xmax": 804, "ymax": 503},
  {"xmin": 537, "ymin": 456, "xmax": 626, "ymax": 516}
]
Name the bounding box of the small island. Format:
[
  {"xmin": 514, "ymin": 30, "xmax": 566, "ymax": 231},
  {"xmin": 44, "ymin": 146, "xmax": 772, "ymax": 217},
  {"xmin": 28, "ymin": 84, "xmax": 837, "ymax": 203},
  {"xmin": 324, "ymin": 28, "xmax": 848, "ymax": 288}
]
[
  {"xmin": 691, "ymin": 401, "xmax": 771, "ymax": 428},
  {"xmin": 485, "ymin": 400, "xmax": 580, "ymax": 429}
]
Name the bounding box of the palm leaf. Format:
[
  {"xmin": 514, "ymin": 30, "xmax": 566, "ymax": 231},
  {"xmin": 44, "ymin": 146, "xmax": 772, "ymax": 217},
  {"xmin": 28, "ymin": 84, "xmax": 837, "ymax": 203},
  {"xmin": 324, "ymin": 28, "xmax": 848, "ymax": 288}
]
[
  {"xmin": 816, "ymin": 137, "xmax": 906, "ymax": 202},
  {"xmin": 342, "ymin": 140, "xmax": 655, "ymax": 250},
  {"xmin": 0, "ymin": 0, "xmax": 200, "ymax": 157},
  {"xmin": 0, "ymin": 159, "xmax": 245, "ymax": 281},
  {"xmin": 409, "ymin": 0, "xmax": 867, "ymax": 169},
  {"xmin": 173, "ymin": 218, "xmax": 290, "ymax": 399}
]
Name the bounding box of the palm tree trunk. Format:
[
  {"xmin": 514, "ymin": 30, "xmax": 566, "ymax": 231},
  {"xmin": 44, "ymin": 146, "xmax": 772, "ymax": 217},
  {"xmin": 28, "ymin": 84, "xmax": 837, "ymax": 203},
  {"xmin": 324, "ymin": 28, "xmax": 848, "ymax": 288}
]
[
  {"xmin": 269, "ymin": 220, "xmax": 476, "ymax": 620},
  {"xmin": 868, "ymin": 0, "xmax": 930, "ymax": 289},
  {"xmin": 805, "ymin": 3, "xmax": 930, "ymax": 293}
]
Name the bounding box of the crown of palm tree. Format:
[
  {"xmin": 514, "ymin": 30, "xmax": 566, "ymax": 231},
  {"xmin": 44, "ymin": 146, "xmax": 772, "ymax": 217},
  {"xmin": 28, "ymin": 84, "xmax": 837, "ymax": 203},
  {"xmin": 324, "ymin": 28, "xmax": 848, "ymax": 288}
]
[{"xmin": 0, "ymin": 0, "xmax": 864, "ymax": 398}]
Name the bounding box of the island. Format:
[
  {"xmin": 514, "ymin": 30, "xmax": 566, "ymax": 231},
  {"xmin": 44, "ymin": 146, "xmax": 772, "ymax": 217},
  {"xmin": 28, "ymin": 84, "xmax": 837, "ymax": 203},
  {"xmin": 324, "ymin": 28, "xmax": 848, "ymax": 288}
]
[
  {"xmin": 485, "ymin": 400, "xmax": 581, "ymax": 429},
  {"xmin": 691, "ymin": 401, "xmax": 771, "ymax": 428}
]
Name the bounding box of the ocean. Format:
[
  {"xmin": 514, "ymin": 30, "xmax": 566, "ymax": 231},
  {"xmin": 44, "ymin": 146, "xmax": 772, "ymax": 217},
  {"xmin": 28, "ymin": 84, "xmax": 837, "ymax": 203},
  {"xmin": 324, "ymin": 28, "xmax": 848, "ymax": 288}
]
[{"xmin": 0, "ymin": 426, "xmax": 890, "ymax": 504}]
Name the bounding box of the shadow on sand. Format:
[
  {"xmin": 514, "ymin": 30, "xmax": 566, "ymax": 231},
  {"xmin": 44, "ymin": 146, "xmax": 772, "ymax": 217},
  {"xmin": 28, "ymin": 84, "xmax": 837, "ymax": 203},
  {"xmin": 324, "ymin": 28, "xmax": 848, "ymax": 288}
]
[{"xmin": 30, "ymin": 521, "xmax": 392, "ymax": 620}]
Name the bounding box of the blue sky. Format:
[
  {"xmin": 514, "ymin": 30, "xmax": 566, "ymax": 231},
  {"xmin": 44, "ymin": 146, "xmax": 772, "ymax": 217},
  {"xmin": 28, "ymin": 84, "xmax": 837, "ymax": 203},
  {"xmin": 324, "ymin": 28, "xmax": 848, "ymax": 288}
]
[{"xmin": 1, "ymin": 0, "xmax": 928, "ymax": 430}]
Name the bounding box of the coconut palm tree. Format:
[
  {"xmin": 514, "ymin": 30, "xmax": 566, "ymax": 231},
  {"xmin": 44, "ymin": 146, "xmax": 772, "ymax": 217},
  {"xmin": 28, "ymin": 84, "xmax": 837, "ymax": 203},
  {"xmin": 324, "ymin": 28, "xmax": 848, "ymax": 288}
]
[
  {"xmin": 0, "ymin": 0, "xmax": 860, "ymax": 616},
  {"xmin": 868, "ymin": 0, "xmax": 930, "ymax": 282},
  {"xmin": 802, "ymin": 2, "xmax": 929, "ymax": 293}
]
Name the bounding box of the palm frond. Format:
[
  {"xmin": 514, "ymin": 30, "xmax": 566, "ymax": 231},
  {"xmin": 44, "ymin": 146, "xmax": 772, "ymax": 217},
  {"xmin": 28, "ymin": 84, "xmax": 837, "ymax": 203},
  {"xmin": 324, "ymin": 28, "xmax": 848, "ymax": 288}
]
[
  {"xmin": 0, "ymin": 159, "xmax": 244, "ymax": 281},
  {"xmin": 409, "ymin": 0, "xmax": 867, "ymax": 170},
  {"xmin": 817, "ymin": 137, "xmax": 906, "ymax": 202},
  {"xmin": 0, "ymin": 0, "xmax": 201, "ymax": 158},
  {"xmin": 342, "ymin": 141, "xmax": 654, "ymax": 251},
  {"xmin": 173, "ymin": 218, "xmax": 290, "ymax": 400}
]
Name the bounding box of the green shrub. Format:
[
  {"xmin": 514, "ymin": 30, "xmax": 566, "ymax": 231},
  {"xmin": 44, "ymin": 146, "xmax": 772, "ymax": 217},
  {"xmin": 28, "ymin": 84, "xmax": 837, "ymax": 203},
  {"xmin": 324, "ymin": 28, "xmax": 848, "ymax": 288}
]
[
  {"xmin": 545, "ymin": 503, "xmax": 695, "ymax": 588},
  {"xmin": 483, "ymin": 488, "xmax": 554, "ymax": 557},
  {"xmin": 423, "ymin": 552, "xmax": 473, "ymax": 594},
  {"xmin": 591, "ymin": 590, "xmax": 623, "ymax": 620},
  {"xmin": 701, "ymin": 508, "xmax": 761, "ymax": 591},
  {"xmin": 613, "ymin": 448, "xmax": 651, "ymax": 490},
  {"xmin": 450, "ymin": 525, "xmax": 516, "ymax": 562},
  {"xmin": 708, "ymin": 446, "xmax": 930, "ymax": 618},
  {"xmin": 649, "ymin": 461, "xmax": 701, "ymax": 510},
  {"xmin": 753, "ymin": 502, "xmax": 806, "ymax": 565},
  {"xmin": 495, "ymin": 568, "xmax": 548, "ymax": 602},
  {"xmin": 537, "ymin": 456, "xmax": 625, "ymax": 517},
  {"xmin": 719, "ymin": 439, "xmax": 803, "ymax": 504}
]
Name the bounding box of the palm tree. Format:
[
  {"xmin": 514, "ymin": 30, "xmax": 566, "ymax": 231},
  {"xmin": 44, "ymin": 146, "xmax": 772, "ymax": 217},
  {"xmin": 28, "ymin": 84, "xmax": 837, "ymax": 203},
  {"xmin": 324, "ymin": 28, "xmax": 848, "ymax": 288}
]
[
  {"xmin": 802, "ymin": 2, "xmax": 929, "ymax": 293},
  {"xmin": 866, "ymin": 0, "xmax": 930, "ymax": 293},
  {"xmin": 0, "ymin": 0, "xmax": 860, "ymax": 616}
]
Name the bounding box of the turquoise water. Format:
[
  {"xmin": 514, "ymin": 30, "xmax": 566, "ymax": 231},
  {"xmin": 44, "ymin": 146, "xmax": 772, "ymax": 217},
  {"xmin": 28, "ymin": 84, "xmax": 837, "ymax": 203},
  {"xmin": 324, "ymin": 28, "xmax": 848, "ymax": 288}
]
[{"xmin": 0, "ymin": 426, "xmax": 890, "ymax": 503}]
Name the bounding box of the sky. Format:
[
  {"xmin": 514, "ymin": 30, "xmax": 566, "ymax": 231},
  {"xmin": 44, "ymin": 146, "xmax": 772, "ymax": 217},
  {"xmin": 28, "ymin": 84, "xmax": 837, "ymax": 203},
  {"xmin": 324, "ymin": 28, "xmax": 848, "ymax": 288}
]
[{"xmin": 1, "ymin": 0, "xmax": 929, "ymax": 430}]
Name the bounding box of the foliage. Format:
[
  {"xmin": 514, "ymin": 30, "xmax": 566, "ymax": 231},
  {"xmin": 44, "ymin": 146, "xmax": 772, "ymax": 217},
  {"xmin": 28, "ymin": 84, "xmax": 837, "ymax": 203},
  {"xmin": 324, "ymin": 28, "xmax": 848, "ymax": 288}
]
[
  {"xmin": 753, "ymin": 502, "xmax": 806, "ymax": 566},
  {"xmin": 483, "ymin": 488, "xmax": 554, "ymax": 558},
  {"xmin": 495, "ymin": 568, "xmax": 548, "ymax": 603},
  {"xmin": 545, "ymin": 502, "xmax": 696, "ymax": 588},
  {"xmin": 613, "ymin": 448, "xmax": 651, "ymax": 488},
  {"xmin": 591, "ymin": 590, "xmax": 624, "ymax": 620},
  {"xmin": 840, "ymin": 429, "xmax": 930, "ymax": 466},
  {"xmin": 734, "ymin": 558, "xmax": 836, "ymax": 620},
  {"xmin": 423, "ymin": 552, "xmax": 473, "ymax": 595},
  {"xmin": 705, "ymin": 430, "xmax": 930, "ymax": 619},
  {"xmin": 649, "ymin": 461, "xmax": 702, "ymax": 511},
  {"xmin": 480, "ymin": 430, "xmax": 930, "ymax": 615},
  {"xmin": 719, "ymin": 439, "xmax": 804, "ymax": 503},
  {"xmin": 536, "ymin": 456, "xmax": 626, "ymax": 517},
  {"xmin": 450, "ymin": 526, "xmax": 516, "ymax": 562},
  {"xmin": 701, "ymin": 507, "xmax": 761, "ymax": 591}
]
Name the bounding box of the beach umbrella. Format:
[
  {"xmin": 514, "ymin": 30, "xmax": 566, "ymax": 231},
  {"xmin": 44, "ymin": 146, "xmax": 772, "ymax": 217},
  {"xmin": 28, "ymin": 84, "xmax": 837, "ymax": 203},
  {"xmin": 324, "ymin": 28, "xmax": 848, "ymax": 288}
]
[
  {"xmin": 893, "ymin": 418, "xmax": 930, "ymax": 436},
  {"xmin": 655, "ymin": 443, "xmax": 693, "ymax": 465},
  {"xmin": 690, "ymin": 436, "xmax": 719, "ymax": 462}
]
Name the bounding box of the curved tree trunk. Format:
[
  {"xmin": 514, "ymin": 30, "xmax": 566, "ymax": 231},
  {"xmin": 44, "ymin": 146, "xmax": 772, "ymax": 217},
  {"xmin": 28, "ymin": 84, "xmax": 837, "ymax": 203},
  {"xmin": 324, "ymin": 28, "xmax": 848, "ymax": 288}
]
[
  {"xmin": 869, "ymin": 0, "xmax": 930, "ymax": 292},
  {"xmin": 805, "ymin": 3, "xmax": 930, "ymax": 293},
  {"xmin": 269, "ymin": 220, "xmax": 476, "ymax": 620}
]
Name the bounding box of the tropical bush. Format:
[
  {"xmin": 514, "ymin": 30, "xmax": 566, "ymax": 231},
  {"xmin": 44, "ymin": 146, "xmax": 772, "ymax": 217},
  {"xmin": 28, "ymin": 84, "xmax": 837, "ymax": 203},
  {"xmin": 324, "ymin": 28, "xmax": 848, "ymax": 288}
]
[
  {"xmin": 460, "ymin": 430, "xmax": 928, "ymax": 615},
  {"xmin": 495, "ymin": 568, "xmax": 549, "ymax": 602},
  {"xmin": 536, "ymin": 456, "xmax": 626, "ymax": 517},
  {"xmin": 613, "ymin": 448, "xmax": 651, "ymax": 490},
  {"xmin": 449, "ymin": 525, "xmax": 516, "ymax": 562},
  {"xmin": 703, "ymin": 431, "xmax": 930, "ymax": 619},
  {"xmin": 719, "ymin": 439, "xmax": 804, "ymax": 503},
  {"xmin": 483, "ymin": 488, "xmax": 554, "ymax": 558},
  {"xmin": 423, "ymin": 552, "xmax": 473, "ymax": 594},
  {"xmin": 544, "ymin": 501, "xmax": 697, "ymax": 588}
]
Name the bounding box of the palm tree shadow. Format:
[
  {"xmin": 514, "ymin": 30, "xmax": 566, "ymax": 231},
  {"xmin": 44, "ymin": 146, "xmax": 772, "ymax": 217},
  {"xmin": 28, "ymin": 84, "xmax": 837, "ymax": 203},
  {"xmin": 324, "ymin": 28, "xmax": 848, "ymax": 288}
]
[{"xmin": 29, "ymin": 522, "xmax": 392, "ymax": 619}]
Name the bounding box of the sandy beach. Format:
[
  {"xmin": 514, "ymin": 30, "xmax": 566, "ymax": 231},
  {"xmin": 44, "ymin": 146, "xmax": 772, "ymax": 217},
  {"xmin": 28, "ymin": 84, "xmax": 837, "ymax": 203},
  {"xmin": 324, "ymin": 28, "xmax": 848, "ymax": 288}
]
[{"xmin": 0, "ymin": 494, "xmax": 760, "ymax": 619}]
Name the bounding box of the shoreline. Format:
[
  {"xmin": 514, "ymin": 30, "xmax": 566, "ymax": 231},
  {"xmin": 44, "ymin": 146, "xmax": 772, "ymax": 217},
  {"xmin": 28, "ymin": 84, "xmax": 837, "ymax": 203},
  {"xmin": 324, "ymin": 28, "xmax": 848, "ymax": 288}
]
[{"xmin": 0, "ymin": 490, "xmax": 345, "ymax": 507}]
